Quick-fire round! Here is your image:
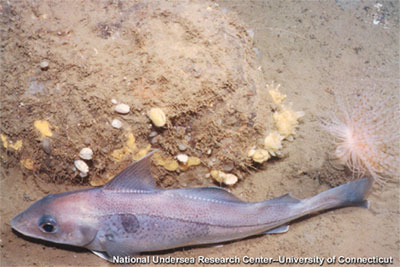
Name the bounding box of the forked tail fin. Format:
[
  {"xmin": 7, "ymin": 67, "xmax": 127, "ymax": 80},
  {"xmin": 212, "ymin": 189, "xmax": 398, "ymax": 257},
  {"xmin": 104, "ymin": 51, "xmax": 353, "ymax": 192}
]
[{"xmin": 303, "ymin": 177, "xmax": 373, "ymax": 214}]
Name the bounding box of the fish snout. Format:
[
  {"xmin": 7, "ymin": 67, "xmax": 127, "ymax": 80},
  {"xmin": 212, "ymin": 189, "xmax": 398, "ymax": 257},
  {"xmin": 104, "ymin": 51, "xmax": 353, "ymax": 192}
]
[{"xmin": 11, "ymin": 212, "xmax": 27, "ymax": 232}]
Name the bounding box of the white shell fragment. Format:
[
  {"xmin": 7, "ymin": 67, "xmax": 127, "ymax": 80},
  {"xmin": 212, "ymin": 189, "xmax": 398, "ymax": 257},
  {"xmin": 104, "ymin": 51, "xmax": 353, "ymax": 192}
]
[
  {"xmin": 79, "ymin": 147, "xmax": 93, "ymax": 160},
  {"xmin": 40, "ymin": 60, "xmax": 49, "ymax": 70},
  {"xmin": 224, "ymin": 174, "xmax": 238, "ymax": 185},
  {"xmin": 111, "ymin": 119, "xmax": 122, "ymax": 129},
  {"xmin": 210, "ymin": 170, "xmax": 238, "ymax": 186},
  {"xmin": 264, "ymin": 132, "xmax": 284, "ymax": 156},
  {"xmin": 111, "ymin": 98, "xmax": 118, "ymax": 104},
  {"xmin": 178, "ymin": 143, "xmax": 187, "ymax": 151},
  {"xmin": 114, "ymin": 103, "xmax": 130, "ymax": 114},
  {"xmin": 74, "ymin": 160, "xmax": 89, "ymax": 174},
  {"xmin": 251, "ymin": 149, "xmax": 270, "ymax": 163},
  {"xmin": 248, "ymin": 148, "xmax": 256, "ymax": 157},
  {"xmin": 148, "ymin": 107, "xmax": 166, "ymax": 127},
  {"xmin": 176, "ymin": 154, "xmax": 189, "ymax": 164}
]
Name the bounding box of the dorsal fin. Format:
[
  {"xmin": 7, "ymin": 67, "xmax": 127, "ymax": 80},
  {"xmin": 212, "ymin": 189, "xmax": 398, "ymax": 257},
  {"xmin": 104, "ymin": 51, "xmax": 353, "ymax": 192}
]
[
  {"xmin": 103, "ymin": 150, "xmax": 158, "ymax": 191},
  {"xmin": 176, "ymin": 187, "xmax": 244, "ymax": 203},
  {"xmin": 263, "ymin": 193, "xmax": 301, "ymax": 205}
]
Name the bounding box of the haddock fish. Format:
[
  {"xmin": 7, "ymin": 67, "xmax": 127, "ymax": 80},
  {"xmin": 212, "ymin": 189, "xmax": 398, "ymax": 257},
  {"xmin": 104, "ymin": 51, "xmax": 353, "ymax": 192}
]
[{"xmin": 11, "ymin": 151, "xmax": 372, "ymax": 261}]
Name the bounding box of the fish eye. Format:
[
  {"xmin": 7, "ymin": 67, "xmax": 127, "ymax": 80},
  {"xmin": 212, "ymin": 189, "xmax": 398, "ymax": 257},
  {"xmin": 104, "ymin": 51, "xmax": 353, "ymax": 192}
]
[
  {"xmin": 38, "ymin": 215, "xmax": 57, "ymax": 233},
  {"xmin": 41, "ymin": 223, "xmax": 55, "ymax": 233}
]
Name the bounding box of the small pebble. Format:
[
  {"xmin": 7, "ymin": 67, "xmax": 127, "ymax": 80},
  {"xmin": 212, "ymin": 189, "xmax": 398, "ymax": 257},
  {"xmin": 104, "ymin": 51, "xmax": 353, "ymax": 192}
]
[
  {"xmin": 149, "ymin": 131, "xmax": 158, "ymax": 138},
  {"xmin": 222, "ymin": 161, "xmax": 234, "ymax": 172},
  {"xmin": 41, "ymin": 138, "xmax": 51, "ymax": 154},
  {"xmin": 191, "ymin": 68, "xmax": 201, "ymax": 78},
  {"xmin": 247, "ymin": 29, "xmax": 255, "ymax": 39},
  {"xmin": 178, "ymin": 143, "xmax": 187, "ymax": 151},
  {"xmin": 79, "ymin": 148, "xmax": 93, "ymax": 160},
  {"xmin": 74, "ymin": 160, "xmax": 89, "ymax": 173},
  {"xmin": 115, "ymin": 103, "xmax": 130, "ymax": 114},
  {"xmin": 111, "ymin": 98, "xmax": 118, "ymax": 104},
  {"xmin": 111, "ymin": 119, "xmax": 122, "ymax": 129},
  {"xmin": 176, "ymin": 126, "xmax": 185, "ymax": 135},
  {"xmin": 40, "ymin": 60, "xmax": 49, "ymax": 70},
  {"xmin": 275, "ymin": 150, "xmax": 284, "ymax": 158},
  {"xmin": 176, "ymin": 154, "xmax": 189, "ymax": 164},
  {"xmin": 151, "ymin": 136, "xmax": 159, "ymax": 145}
]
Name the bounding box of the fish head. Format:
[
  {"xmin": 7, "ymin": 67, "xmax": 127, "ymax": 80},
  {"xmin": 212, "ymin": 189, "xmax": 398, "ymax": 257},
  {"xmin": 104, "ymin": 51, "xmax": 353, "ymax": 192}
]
[{"xmin": 11, "ymin": 190, "xmax": 98, "ymax": 247}]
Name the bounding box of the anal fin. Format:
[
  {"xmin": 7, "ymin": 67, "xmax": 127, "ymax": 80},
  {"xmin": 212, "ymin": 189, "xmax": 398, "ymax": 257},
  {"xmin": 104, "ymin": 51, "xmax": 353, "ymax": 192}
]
[
  {"xmin": 264, "ymin": 225, "xmax": 289, "ymax": 234},
  {"xmin": 352, "ymin": 200, "xmax": 369, "ymax": 209}
]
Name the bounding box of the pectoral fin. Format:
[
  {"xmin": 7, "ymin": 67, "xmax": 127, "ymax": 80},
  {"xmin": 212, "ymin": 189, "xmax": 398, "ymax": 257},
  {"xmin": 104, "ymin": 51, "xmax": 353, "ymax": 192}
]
[
  {"xmin": 92, "ymin": 248, "xmax": 139, "ymax": 262},
  {"xmin": 97, "ymin": 214, "xmax": 141, "ymax": 258},
  {"xmin": 92, "ymin": 250, "xmax": 112, "ymax": 262},
  {"xmin": 103, "ymin": 238, "xmax": 138, "ymax": 258}
]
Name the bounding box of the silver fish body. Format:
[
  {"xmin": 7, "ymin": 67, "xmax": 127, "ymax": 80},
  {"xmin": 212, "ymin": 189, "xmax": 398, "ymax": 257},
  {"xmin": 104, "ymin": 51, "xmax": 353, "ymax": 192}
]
[{"xmin": 11, "ymin": 151, "xmax": 372, "ymax": 261}]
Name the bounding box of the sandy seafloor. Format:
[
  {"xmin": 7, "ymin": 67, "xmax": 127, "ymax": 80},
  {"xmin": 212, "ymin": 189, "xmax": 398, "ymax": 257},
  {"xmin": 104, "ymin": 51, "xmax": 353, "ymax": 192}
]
[{"xmin": 1, "ymin": 0, "xmax": 399, "ymax": 266}]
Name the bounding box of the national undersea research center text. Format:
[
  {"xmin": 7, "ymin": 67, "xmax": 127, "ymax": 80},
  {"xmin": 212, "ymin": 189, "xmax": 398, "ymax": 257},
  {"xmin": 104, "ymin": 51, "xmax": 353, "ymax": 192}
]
[{"xmin": 112, "ymin": 255, "xmax": 394, "ymax": 265}]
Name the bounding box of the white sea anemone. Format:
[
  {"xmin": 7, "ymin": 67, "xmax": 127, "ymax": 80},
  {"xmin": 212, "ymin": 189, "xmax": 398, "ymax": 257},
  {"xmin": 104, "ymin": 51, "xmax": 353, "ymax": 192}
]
[{"xmin": 322, "ymin": 87, "xmax": 399, "ymax": 184}]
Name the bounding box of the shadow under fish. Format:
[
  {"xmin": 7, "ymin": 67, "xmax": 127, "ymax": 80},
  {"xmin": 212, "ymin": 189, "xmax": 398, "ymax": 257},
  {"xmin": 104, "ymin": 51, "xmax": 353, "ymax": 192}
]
[{"xmin": 11, "ymin": 151, "xmax": 373, "ymax": 261}]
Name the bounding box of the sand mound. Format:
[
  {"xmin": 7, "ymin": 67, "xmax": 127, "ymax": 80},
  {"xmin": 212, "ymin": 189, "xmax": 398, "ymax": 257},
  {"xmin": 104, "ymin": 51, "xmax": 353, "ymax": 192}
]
[{"xmin": 1, "ymin": 0, "xmax": 274, "ymax": 186}]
